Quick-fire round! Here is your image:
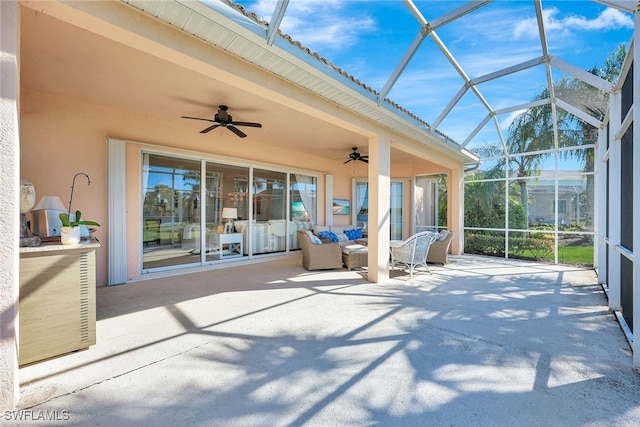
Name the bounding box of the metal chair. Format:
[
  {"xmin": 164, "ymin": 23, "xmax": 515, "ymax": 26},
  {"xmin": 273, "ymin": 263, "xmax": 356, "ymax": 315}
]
[{"xmin": 389, "ymin": 231, "xmax": 438, "ymax": 276}]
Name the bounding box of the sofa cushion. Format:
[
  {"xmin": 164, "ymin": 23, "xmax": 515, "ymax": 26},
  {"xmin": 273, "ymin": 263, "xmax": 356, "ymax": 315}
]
[
  {"xmin": 306, "ymin": 230, "xmax": 322, "ymax": 245},
  {"xmin": 342, "ymin": 244, "xmax": 367, "ymax": 255},
  {"xmin": 438, "ymin": 230, "xmax": 451, "ymax": 241}
]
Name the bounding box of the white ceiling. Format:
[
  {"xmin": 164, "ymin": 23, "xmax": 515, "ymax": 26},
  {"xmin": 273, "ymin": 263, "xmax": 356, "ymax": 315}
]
[{"xmin": 19, "ymin": 3, "xmax": 443, "ymax": 166}]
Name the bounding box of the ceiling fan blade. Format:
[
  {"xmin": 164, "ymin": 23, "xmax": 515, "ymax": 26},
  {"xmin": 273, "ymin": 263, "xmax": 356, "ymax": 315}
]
[
  {"xmin": 358, "ymin": 158, "xmax": 369, "ymax": 163},
  {"xmin": 344, "ymin": 159, "xmax": 353, "ymax": 164},
  {"xmin": 200, "ymin": 124, "xmax": 220, "ymax": 134},
  {"xmin": 231, "ymin": 121, "xmax": 262, "ymax": 128},
  {"xmin": 181, "ymin": 116, "xmax": 216, "ymax": 123},
  {"xmin": 227, "ymin": 125, "xmax": 247, "ymax": 138}
]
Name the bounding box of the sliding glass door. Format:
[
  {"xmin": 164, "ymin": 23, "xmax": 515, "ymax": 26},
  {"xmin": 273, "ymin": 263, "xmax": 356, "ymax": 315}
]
[
  {"xmin": 353, "ymin": 179, "xmax": 405, "ymax": 240},
  {"xmin": 141, "ymin": 152, "xmax": 318, "ymax": 272},
  {"xmin": 414, "ymin": 175, "xmax": 440, "ymax": 233}
]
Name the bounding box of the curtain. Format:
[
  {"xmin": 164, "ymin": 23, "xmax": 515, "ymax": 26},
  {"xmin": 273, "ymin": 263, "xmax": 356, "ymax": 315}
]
[
  {"xmin": 355, "ymin": 181, "xmax": 368, "ymax": 218},
  {"xmin": 294, "ymin": 174, "xmax": 316, "ymax": 224},
  {"xmin": 142, "ymin": 153, "xmax": 150, "ymax": 197}
]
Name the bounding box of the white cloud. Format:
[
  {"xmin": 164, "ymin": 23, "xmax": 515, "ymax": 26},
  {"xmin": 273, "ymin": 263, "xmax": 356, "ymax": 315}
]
[
  {"xmin": 499, "ymin": 110, "xmax": 526, "ymax": 131},
  {"xmin": 514, "ymin": 7, "xmax": 632, "ymax": 39},
  {"xmin": 249, "ymin": 0, "xmax": 376, "ymax": 51},
  {"xmin": 564, "ymin": 7, "xmax": 633, "ymax": 30}
]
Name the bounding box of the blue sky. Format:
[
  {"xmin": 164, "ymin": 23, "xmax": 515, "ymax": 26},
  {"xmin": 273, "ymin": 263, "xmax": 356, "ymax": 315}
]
[{"xmin": 226, "ymin": 1, "xmax": 633, "ymax": 151}]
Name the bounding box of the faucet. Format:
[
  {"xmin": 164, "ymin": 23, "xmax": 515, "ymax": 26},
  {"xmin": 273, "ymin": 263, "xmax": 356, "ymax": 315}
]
[{"xmin": 67, "ymin": 172, "xmax": 91, "ymax": 215}]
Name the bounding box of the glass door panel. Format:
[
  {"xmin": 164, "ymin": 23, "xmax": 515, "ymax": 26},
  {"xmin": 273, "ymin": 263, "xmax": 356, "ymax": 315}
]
[
  {"xmin": 354, "ymin": 181, "xmax": 369, "ymax": 234},
  {"xmin": 290, "ymin": 174, "xmax": 317, "ymax": 250},
  {"xmin": 414, "ymin": 175, "xmax": 439, "ymax": 233},
  {"xmin": 390, "ymin": 182, "xmax": 403, "ymax": 240},
  {"xmin": 142, "ymin": 154, "xmax": 201, "ymax": 270},
  {"xmin": 252, "ymin": 169, "xmax": 287, "ymax": 254},
  {"xmin": 205, "ymin": 164, "xmax": 249, "ymax": 261}
]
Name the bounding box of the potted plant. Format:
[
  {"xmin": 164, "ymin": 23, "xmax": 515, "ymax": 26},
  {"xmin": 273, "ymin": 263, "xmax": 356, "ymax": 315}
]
[{"xmin": 59, "ymin": 210, "xmax": 100, "ymax": 245}]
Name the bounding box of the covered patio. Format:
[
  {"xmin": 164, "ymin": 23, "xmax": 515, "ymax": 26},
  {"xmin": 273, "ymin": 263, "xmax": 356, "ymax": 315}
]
[{"xmin": 16, "ymin": 256, "xmax": 640, "ymax": 425}]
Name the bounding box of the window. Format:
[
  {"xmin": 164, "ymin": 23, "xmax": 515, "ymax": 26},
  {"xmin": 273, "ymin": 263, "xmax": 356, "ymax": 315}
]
[{"xmin": 555, "ymin": 199, "xmax": 567, "ymax": 215}]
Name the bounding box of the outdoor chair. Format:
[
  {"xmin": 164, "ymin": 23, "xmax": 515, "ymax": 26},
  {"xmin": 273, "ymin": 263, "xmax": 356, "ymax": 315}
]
[
  {"xmin": 298, "ymin": 230, "xmax": 343, "ymax": 270},
  {"xmin": 427, "ymin": 231, "xmax": 454, "ymax": 264},
  {"xmin": 390, "ymin": 231, "xmax": 438, "ymax": 276}
]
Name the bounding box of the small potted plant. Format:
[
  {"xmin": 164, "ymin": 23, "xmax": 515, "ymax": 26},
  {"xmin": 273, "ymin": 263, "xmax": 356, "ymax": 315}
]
[{"xmin": 59, "ymin": 210, "xmax": 100, "ymax": 245}]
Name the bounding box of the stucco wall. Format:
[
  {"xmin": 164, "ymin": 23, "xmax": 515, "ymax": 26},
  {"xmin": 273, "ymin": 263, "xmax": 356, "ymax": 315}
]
[{"xmin": 22, "ymin": 89, "xmax": 445, "ymax": 284}]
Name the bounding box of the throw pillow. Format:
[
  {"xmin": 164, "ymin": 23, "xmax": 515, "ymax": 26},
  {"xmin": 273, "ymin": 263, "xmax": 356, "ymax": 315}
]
[
  {"xmin": 306, "ymin": 230, "xmax": 322, "ymax": 245},
  {"xmin": 439, "ymin": 231, "xmax": 450, "ymax": 241},
  {"xmin": 344, "ymin": 228, "xmax": 363, "ymax": 240},
  {"xmin": 318, "ymin": 230, "xmax": 339, "ymax": 242},
  {"xmin": 336, "ymin": 233, "xmax": 349, "ymax": 242}
]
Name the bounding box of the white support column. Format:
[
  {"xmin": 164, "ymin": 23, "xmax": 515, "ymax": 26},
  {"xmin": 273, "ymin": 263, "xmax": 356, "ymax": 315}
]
[
  {"xmin": 0, "ymin": 0, "xmax": 20, "ymax": 410},
  {"xmin": 608, "ymin": 90, "xmax": 622, "ymax": 311},
  {"xmin": 449, "ymin": 166, "xmax": 464, "ymax": 255},
  {"xmin": 367, "ymin": 135, "xmax": 390, "ymax": 283},
  {"xmin": 595, "ymin": 125, "xmax": 607, "ymax": 282},
  {"xmin": 632, "ymin": 9, "xmax": 640, "ymax": 371}
]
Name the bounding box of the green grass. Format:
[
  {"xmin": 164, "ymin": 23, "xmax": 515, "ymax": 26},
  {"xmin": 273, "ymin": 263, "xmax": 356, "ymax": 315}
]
[
  {"xmin": 513, "ymin": 244, "xmax": 593, "ymax": 266},
  {"xmin": 558, "ymin": 245, "xmax": 594, "ymax": 265}
]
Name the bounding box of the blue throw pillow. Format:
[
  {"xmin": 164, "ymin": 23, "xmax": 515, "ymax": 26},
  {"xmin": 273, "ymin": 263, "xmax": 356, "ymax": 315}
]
[
  {"xmin": 345, "ymin": 229, "xmax": 363, "ymax": 240},
  {"xmin": 318, "ymin": 231, "xmax": 339, "ymax": 242}
]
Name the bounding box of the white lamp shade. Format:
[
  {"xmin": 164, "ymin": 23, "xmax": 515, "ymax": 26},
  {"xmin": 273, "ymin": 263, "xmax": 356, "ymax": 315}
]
[
  {"xmin": 34, "ymin": 195, "xmax": 66, "ymax": 211},
  {"xmin": 221, "ymin": 207, "xmax": 238, "ymax": 220}
]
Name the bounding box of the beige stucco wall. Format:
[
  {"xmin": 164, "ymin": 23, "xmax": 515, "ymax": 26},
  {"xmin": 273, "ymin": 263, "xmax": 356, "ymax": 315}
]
[
  {"xmin": 0, "ymin": 0, "xmax": 20, "ymax": 411},
  {"xmin": 22, "ymin": 89, "xmax": 459, "ymax": 284},
  {"xmin": 21, "ymin": 88, "xmax": 462, "ymax": 285}
]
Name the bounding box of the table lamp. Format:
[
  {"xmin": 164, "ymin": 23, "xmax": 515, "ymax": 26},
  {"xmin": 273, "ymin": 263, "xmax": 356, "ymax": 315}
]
[{"xmin": 221, "ymin": 207, "xmax": 237, "ymax": 233}]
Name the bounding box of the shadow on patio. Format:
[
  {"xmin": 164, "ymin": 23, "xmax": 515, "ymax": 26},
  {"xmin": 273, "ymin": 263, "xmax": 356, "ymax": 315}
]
[{"xmin": 16, "ymin": 255, "xmax": 640, "ymax": 426}]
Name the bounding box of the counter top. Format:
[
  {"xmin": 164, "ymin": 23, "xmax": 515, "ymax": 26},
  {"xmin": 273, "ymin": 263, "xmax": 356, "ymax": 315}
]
[{"xmin": 20, "ymin": 238, "xmax": 100, "ymax": 254}]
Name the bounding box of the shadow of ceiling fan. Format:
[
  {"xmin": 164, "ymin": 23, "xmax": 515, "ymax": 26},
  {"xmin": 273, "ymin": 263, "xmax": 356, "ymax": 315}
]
[
  {"xmin": 181, "ymin": 105, "xmax": 262, "ymax": 138},
  {"xmin": 344, "ymin": 147, "xmax": 368, "ymax": 164}
]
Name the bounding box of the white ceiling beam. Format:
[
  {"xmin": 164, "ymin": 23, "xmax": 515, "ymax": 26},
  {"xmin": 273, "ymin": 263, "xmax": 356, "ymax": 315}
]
[
  {"xmin": 380, "ymin": 1, "xmax": 493, "ymax": 104},
  {"xmin": 377, "ymin": 29, "xmax": 427, "ymax": 104},
  {"xmin": 471, "ymin": 56, "xmax": 545, "ymax": 86},
  {"xmin": 433, "ymin": 84, "xmax": 469, "ymax": 128},
  {"xmin": 429, "ymin": 31, "xmax": 495, "ymax": 113},
  {"xmin": 403, "ymin": 0, "xmax": 428, "ymax": 23},
  {"xmin": 534, "ymin": 0, "xmax": 561, "ymax": 156},
  {"xmin": 266, "ymin": 0, "xmax": 288, "ymax": 46},
  {"xmin": 402, "ymin": 0, "xmax": 497, "ymax": 136},
  {"xmin": 555, "ymin": 98, "xmax": 604, "ymax": 128},
  {"xmin": 491, "ymin": 114, "xmax": 509, "ymax": 156},
  {"xmin": 593, "ymin": 0, "xmax": 637, "ymax": 13},
  {"xmin": 461, "ymin": 114, "xmax": 492, "ymax": 148},
  {"xmin": 549, "ymin": 56, "xmax": 615, "ymax": 92},
  {"xmin": 429, "ymin": 1, "xmax": 492, "ymax": 31},
  {"xmin": 494, "ymin": 98, "xmax": 551, "ymax": 116}
]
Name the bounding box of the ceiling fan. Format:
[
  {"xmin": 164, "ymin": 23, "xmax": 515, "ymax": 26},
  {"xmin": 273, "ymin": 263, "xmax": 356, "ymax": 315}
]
[
  {"xmin": 344, "ymin": 147, "xmax": 368, "ymax": 164},
  {"xmin": 181, "ymin": 105, "xmax": 262, "ymax": 138}
]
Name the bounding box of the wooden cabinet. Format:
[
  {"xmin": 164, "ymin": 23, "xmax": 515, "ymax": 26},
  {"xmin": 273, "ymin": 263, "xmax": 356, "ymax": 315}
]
[{"xmin": 19, "ymin": 241, "xmax": 99, "ymax": 366}]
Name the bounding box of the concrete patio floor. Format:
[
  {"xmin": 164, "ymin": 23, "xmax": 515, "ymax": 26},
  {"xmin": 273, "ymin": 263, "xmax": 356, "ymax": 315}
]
[{"xmin": 14, "ymin": 255, "xmax": 640, "ymax": 426}]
